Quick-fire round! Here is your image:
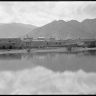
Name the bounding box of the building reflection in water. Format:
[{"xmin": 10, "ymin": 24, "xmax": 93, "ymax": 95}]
[
  {"xmin": 0, "ymin": 51, "xmax": 96, "ymax": 94},
  {"xmin": 0, "ymin": 53, "xmax": 36, "ymax": 71},
  {"xmin": 0, "ymin": 50, "xmax": 96, "ymax": 73},
  {"xmin": 0, "ymin": 53, "xmax": 22, "ymax": 60},
  {"xmin": 26, "ymin": 50, "xmax": 96, "ymax": 73}
]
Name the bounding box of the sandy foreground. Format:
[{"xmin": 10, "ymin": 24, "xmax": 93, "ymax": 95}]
[{"xmin": 0, "ymin": 66, "xmax": 96, "ymax": 94}]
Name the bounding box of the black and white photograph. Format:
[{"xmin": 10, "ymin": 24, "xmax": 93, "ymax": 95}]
[{"xmin": 0, "ymin": 1, "xmax": 96, "ymax": 95}]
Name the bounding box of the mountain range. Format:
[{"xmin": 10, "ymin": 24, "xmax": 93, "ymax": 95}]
[
  {"xmin": 0, "ymin": 18, "xmax": 96, "ymax": 39},
  {"xmin": 0, "ymin": 23, "xmax": 37, "ymax": 38},
  {"xmin": 26, "ymin": 18, "xmax": 96, "ymax": 39}
]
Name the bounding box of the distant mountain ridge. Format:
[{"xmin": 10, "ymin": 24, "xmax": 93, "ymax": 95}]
[
  {"xmin": 26, "ymin": 18, "xmax": 96, "ymax": 39},
  {"xmin": 0, "ymin": 23, "xmax": 37, "ymax": 38}
]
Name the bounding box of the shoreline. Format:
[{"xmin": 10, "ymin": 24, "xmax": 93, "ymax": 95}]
[{"xmin": 0, "ymin": 47, "xmax": 96, "ymax": 54}]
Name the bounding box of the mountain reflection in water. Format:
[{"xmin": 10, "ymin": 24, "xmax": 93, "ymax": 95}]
[
  {"xmin": 0, "ymin": 50, "xmax": 96, "ymax": 72},
  {"xmin": 0, "ymin": 50, "xmax": 96, "ymax": 94}
]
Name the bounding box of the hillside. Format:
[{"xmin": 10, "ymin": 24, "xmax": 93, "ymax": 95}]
[
  {"xmin": 0, "ymin": 23, "xmax": 37, "ymax": 38},
  {"xmin": 26, "ymin": 18, "xmax": 96, "ymax": 39}
]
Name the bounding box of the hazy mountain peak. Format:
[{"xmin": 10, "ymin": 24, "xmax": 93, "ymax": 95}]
[
  {"xmin": 0, "ymin": 23, "xmax": 37, "ymax": 38},
  {"xmin": 57, "ymin": 20, "xmax": 66, "ymax": 23},
  {"xmin": 82, "ymin": 18, "xmax": 96, "ymax": 23},
  {"xmin": 26, "ymin": 18, "xmax": 96, "ymax": 39},
  {"xmin": 67, "ymin": 20, "xmax": 80, "ymax": 24}
]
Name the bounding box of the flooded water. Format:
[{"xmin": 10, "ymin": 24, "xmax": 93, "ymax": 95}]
[{"xmin": 0, "ymin": 50, "xmax": 96, "ymax": 94}]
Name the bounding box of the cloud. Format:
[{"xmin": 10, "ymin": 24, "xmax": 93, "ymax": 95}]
[
  {"xmin": 83, "ymin": 2, "xmax": 96, "ymax": 18},
  {"xmin": 0, "ymin": 66, "xmax": 96, "ymax": 94},
  {"xmin": 0, "ymin": 2, "xmax": 58, "ymax": 26},
  {"xmin": 0, "ymin": 1, "xmax": 96, "ymax": 26}
]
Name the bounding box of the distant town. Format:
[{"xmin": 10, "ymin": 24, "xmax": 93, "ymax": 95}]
[{"xmin": 0, "ymin": 37, "xmax": 96, "ymax": 52}]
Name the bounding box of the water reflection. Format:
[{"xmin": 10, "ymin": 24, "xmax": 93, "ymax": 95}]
[
  {"xmin": 0, "ymin": 53, "xmax": 37, "ymax": 71},
  {"xmin": 0, "ymin": 53, "xmax": 22, "ymax": 60},
  {"xmin": 76, "ymin": 50, "xmax": 96, "ymax": 57},
  {"xmin": 0, "ymin": 50, "xmax": 96, "ymax": 72},
  {"xmin": 0, "ymin": 51, "xmax": 96, "ymax": 94},
  {"xmin": 25, "ymin": 50, "xmax": 96, "ymax": 73},
  {"xmin": 0, "ymin": 67, "xmax": 96, "ymax": 94}
]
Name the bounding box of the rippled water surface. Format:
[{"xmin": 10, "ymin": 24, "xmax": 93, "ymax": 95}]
[{"xmin": 0, "ymin": 50, "xmax": 96, "ymax": 94}]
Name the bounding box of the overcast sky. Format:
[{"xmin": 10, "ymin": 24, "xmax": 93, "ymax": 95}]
[{"xmin": 0, "ymin": 1, "xmax": 96, "ymax": 26}]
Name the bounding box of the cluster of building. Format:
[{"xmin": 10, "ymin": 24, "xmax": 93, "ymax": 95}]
[
  {"xmin": 0, "ymin": 38, "xmax": 22, "ymax": 49},
  {"xmin": 0, "ymin": 37, "xmax": 96, "ymax": 50}
]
